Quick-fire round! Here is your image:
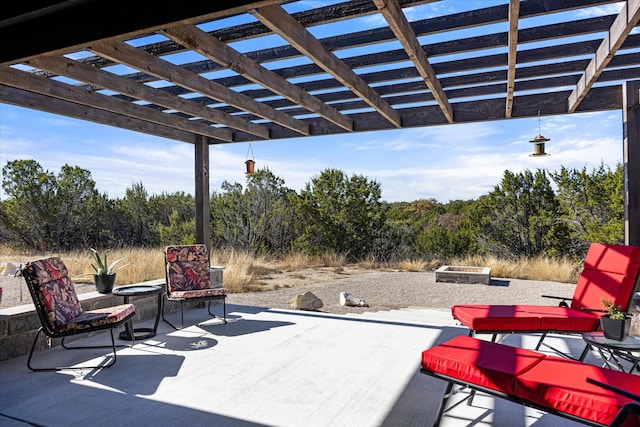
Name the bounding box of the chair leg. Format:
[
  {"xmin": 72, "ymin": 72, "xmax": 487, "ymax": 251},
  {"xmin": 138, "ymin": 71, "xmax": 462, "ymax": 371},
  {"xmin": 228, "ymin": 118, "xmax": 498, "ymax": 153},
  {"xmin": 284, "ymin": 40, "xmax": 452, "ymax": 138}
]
[
  {"xmin": 206, "ymin": 298, "xmax": 227, "ymax": 323},
  {"xmin": 534, "ymin": 332, "xmax": 547, "ymax": 350},
  {"xmin": 433, "ymin": 381, "xmax": 453, "ymax": 427},
  {"xmin": 28, "ymin": 327, "xmax": 120, "ymax": 372},
  {"xmin": 161, "ymin": 297, "xmax": 180, "ymax": 330}
]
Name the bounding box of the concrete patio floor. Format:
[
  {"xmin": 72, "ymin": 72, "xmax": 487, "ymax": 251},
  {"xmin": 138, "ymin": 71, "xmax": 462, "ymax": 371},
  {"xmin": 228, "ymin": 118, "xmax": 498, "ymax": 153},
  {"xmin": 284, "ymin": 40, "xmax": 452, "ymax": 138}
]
[{"xmin": 0, "ymin": 304, "xmax": 602, "ymax": 426}]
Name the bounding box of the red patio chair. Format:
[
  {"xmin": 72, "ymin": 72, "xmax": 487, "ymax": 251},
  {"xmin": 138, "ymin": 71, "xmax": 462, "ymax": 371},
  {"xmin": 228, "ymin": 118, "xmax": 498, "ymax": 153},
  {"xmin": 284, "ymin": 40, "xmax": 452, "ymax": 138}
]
[
  {"xmin": 451, "ymin": 243, "xmax": 640, "ymax": 359},
  {"xmin": 162, "ymin": 244, "xmax": 227, "ymax": 329},
  {"xmin": 420, "ymin": 335, "xmax": 640, "ymax": 427}
]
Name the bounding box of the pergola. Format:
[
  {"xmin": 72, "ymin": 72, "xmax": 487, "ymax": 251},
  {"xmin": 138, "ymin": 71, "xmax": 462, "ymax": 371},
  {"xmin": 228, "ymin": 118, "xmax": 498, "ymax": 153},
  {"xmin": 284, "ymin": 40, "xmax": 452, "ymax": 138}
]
[{"xmin": 1, "ymin": 0, "xmax": 639, "ymax": 247}]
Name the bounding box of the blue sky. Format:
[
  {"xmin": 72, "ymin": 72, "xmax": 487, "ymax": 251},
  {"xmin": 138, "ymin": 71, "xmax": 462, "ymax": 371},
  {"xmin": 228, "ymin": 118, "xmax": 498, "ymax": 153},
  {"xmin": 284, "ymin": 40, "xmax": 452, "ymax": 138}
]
[{"xmin": 0, "ymin": 1, "xmax": 627, "ymax": 203}]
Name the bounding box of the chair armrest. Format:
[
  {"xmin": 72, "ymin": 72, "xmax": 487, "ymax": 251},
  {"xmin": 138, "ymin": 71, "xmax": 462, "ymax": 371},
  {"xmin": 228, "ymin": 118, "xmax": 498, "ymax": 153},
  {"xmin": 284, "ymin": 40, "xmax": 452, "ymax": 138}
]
[{"xmin": 541, "ymin": 295, "xmax": 571, "ymax": 308}]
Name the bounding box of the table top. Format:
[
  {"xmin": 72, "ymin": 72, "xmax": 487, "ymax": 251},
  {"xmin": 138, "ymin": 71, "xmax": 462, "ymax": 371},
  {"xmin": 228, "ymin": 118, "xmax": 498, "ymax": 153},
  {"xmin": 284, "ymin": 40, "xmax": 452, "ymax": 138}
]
[
  {"xmin": 582, "ymin": 332, "xmax": 640, "ymax": 351},
  {"xmin": 112, "ymin": 284, "xmax": 163, "ymax": 297}
]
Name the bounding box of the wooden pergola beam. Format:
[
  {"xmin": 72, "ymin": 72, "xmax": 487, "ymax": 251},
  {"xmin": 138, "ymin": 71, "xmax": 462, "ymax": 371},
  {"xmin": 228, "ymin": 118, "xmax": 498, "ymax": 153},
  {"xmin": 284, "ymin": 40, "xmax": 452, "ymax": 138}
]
[
  {"xmin": 252, "ymin": 4, "xmax": 402, "ymax": 128},
  {"xmin": 568, "ymin": 0, "xmax": 640, "ymax": 112},
  {"xmin": 89, "ymin": 39, "xmax": 310, "ymax": 136},
  {"xmin": 373, "ymin": 0, "xmax": 453, "ymax": 123},
  {"xmin": 505, "ymin": 0, "xmax": 519, "ymax": 118},
  {"xmin": 0, "ymin": 84, "xmax": 196, "ymax": 143},
  {"xmin": 163, "ymin": 24, "xmax": 353, "ymax": 132},
  {"xmin": 29, "ymin": 55, "xmax": 270, "ymax": 139},
  {"xmin": 0, "ymin": 66, "xmax": 232, "ymax": 141}
]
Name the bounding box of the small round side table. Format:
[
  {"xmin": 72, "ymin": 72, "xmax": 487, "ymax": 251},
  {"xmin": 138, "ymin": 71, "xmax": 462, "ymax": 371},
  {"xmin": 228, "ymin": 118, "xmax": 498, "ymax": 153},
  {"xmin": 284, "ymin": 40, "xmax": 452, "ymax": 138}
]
[
  {"xmin": 582, "ymin": 331, "xmax": 640, "ymax": 373},
  {"xmin": 112, "ymin": 284, "xmax": 163, "ymax": 341}
]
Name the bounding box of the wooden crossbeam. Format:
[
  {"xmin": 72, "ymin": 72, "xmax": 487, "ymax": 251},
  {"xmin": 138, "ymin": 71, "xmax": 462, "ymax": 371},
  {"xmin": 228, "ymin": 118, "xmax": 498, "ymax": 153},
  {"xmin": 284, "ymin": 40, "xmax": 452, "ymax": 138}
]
[
  {"xmin": 0, "ymin": 84, "xmax": 196, "ymax": 143},
  {"xmin": 89, "ymin": 39, "xmax": 310, "ymax": 135},
  {"xmin": 29, "ymin": 55, "xmax": 270, "ymax": 139},
  {"xmin": 505, "ymin": 0, "xmax": 519, "ymax": 118},
  {"xmin": 373, "ymin": 0, "xmax": 453, "ymax": 123},
  {"xmin": 163, "ymin": 24, "xmax": 353, "ymax": 131},
  {"xmin": 252, "ymin": 4, "xmax": 402, "ymax": 128},
  {"xmin": 568, "ymin": 0, "xmax": 640, "ymax": 112},
  {"xmin": 0, "ymin": 66, "xmax": 233, "ymax": 141}
]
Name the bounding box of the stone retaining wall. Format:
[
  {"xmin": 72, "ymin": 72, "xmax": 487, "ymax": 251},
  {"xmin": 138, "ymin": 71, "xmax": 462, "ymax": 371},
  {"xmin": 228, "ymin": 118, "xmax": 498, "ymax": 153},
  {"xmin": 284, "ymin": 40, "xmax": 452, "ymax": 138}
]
[{"xmin": 0, "ymin": 279, "xmax": 193, "ymax": 362}]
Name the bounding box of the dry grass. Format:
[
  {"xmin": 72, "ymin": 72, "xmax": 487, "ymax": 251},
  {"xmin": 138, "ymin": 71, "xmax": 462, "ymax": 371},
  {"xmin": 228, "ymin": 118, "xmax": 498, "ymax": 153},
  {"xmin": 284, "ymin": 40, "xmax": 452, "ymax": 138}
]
[
  {"xmin": 451, "ymin": 254, "xmax": 580, "ymax": 283},
  {"xmin": 279, "ymin": 252, "xmax": 313, "ymax": 271},
  {"xmin": 396, "ymin": 259, "xmax": 428, "ymax": 272},
  {"xmin": 0, "ymin": 246, "xmax": 581, "ymax": 292}
]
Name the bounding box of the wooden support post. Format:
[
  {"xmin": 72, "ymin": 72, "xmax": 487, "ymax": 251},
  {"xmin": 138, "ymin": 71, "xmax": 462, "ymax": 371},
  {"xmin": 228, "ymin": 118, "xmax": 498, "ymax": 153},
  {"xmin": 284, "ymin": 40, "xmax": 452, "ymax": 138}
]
[
  {"xmin": 623, "ymin": 80, "xmax": 640, "ymax": 246},
  {"xmin": 195, "ymin": 135, "xmax": 211, "ymax": 250}
]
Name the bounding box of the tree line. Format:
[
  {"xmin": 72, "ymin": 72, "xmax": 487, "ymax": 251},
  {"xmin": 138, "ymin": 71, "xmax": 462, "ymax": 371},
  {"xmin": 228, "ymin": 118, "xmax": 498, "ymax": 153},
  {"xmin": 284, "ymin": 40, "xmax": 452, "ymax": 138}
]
[{"xmin": 0, "ymin": 159, "xmax": 623, "ymax": 261}]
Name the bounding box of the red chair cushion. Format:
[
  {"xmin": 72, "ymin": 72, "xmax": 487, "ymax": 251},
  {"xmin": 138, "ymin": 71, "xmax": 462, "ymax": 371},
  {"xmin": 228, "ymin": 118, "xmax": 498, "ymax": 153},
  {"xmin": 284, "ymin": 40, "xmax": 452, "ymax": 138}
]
[
  {"xmin": 515, "ymin": 355, "xmax": 640, "ymax": 426},
  {"xmin": 524, "ymin": 306, "xmax": 601, "ymax": 331},
  {"xmin": 583, "ymin": 243, "xmax": 640, "ymax": 277},
  {"xmin": 572, "ymin": 269, "xmax": 637, "ymax": 311},
  {"xmin": 421, "ymin": 335, "xmax": 545, "ymax": 395},
  {"xmin": 452, "ymin": 305, "xmax": 541, "ymax": 331}
]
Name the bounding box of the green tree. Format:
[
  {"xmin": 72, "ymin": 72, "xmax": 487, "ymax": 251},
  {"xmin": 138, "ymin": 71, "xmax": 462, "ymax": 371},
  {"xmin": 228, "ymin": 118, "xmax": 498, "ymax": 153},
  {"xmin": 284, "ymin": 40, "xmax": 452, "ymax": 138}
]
[
  {"xmin": 113, "ymin": 182, "xmax": 155, "ymax": 246},
  {"xmin": 292, "ymin": 168, "xmax": 387, "ymax": 261},
  {"xmin": 550, "ymin": 163, "xmax": 624, "ymax": 255},
  {"xmin": 211, "ymin": 168, "xmax": 297, "ymax": 253},
  {"xmin": 1, "ymin": 160, "xmax": 106, "ymax": 250},
  {"xmin": 475, "ymin": 169, "xmax": 569, "ymax": 257},
  {"xmin": 414, "ymin": 200, "xmax": 480, "ymax": 259}
]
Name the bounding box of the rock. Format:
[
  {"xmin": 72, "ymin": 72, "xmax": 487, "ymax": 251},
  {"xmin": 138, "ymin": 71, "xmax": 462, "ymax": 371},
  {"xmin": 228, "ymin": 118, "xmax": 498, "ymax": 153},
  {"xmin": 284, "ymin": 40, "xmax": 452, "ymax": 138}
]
[
  {"xmin": 289, "ymin": 291, "xmax": 323, "ymax": 311},
  {"xmin": 340, "ymin": 292, "xmax": 369, "ymax": 307},
  {"xmin": 0, "ymin": 263, "xmax": 21, "ymax": 276}
]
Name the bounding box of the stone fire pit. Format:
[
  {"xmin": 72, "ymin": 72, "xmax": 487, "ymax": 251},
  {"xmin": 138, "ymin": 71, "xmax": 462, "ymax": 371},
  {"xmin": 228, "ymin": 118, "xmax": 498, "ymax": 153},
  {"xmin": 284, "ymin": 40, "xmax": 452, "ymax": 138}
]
[{"xmin": 435, "ymin": 265, "xmax": 491, "ymax": 285}]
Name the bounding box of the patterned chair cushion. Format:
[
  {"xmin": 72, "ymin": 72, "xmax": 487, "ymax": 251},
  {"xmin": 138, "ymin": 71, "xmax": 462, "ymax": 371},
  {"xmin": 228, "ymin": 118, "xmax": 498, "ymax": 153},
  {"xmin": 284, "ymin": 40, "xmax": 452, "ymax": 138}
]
[
  {"xmin": 165, "ymin": 245, "xmax": 211, "ymax": 292},
  {"xmin": 26, "ymin": 257, "xmax": 83, "ymax": 328},
  {"xmin": 56, "ymin": 304, "xmax": 136, "ymax": 333}
]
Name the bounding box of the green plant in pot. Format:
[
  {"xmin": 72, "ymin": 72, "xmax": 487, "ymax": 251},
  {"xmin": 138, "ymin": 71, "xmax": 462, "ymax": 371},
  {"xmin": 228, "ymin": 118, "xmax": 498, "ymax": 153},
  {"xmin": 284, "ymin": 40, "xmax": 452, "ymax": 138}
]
[
  {"xmin": 86, "ymin": 248, "xmax": 130, "ymax": 294},
  {"xmin": 600, "ymin": 297, "xmax": 632, "ymax": 341}
]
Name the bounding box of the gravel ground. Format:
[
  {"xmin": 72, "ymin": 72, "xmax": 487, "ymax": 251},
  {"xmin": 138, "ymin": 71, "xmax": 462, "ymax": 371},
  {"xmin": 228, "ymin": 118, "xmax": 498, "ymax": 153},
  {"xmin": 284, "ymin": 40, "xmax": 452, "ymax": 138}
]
[{"xmin": 0, "ymin": 271, "xmax": 578, "ymax": 315}]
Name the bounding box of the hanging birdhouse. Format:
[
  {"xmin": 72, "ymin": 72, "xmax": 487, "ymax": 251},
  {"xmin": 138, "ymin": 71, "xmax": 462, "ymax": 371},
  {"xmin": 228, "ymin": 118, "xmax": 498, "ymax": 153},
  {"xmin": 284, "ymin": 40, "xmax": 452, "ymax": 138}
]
[
  {"xmin": 529, "ymin": 111, "xmax": 550, "ymax": 157},
  {"xmin": 245, "ymin": 159, "xmax": 255, "ymax": 175},
  {"xmin": 245, "ymin": 143, "xmax": 256, "ymax": 175}
]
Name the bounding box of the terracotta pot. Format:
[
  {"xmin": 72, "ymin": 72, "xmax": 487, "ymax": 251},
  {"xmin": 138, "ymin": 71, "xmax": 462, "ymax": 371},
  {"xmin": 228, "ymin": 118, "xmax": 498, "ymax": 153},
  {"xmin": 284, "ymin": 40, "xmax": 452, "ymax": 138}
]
[
  {"xmin": 600, "ymin": 314, "xmax": 631, "ymax": 341},
  {"xmin": 94, "ymin": 274, "xmax": 116, "ymax": 294}
]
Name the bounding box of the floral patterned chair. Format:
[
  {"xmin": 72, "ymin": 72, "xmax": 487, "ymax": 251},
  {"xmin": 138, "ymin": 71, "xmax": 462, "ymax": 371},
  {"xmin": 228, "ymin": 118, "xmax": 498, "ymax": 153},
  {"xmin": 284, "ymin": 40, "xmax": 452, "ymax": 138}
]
[
  {"xmin": 162, "ymin": 244, "xmax": 227, "ymax": 329},
  {"xmin": 21, "ymin": 257, "xmax": 136, "ymax": 371}
]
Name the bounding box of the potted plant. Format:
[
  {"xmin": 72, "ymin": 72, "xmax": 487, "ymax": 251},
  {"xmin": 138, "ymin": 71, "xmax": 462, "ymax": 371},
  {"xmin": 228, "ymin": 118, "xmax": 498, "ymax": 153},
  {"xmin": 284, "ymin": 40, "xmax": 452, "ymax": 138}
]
[
  {"xmin": 86, "ymin": 248, "xmax": 130, "ymax": 294},
  {"xmin": 600, "ymin": 298, "xmax": 632, "ymax": 341}
]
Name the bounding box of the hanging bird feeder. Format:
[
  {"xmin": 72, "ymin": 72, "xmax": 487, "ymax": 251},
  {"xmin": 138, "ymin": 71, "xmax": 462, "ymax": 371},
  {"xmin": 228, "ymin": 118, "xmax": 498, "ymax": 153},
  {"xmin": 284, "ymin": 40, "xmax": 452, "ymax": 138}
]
[
  {"xmin": 245, "ymin": 143, "xmax": 256, "ymax": 175},
  {"xmin": 529, "ymin": 111, "xmax": 550, "ymax": 157}
]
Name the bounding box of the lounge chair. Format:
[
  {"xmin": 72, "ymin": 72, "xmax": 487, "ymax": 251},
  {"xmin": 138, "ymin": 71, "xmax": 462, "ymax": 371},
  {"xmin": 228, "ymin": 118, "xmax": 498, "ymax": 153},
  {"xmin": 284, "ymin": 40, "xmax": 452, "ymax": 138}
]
[
  {"xmin": 420, "ymin": 335, "xmax": 640, "ymax": 427},
  {"xmin": 451, "ymin": 243, "xmax": 640, "ymax": 358},
  {"xmin": 162, "ymin": 244, "xmax": 227, "ymax": 329},
  {"xmin": 21, "ymin": 257, "xmax": 136, "ymax": 371}
]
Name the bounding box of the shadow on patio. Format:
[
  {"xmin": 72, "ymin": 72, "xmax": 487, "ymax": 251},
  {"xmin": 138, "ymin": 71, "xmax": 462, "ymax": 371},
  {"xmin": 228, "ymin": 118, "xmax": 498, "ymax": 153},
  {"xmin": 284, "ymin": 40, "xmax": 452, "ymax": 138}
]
[{"xmin": 0, "ymin": 303, "xmax": 590, "ymax": 426}]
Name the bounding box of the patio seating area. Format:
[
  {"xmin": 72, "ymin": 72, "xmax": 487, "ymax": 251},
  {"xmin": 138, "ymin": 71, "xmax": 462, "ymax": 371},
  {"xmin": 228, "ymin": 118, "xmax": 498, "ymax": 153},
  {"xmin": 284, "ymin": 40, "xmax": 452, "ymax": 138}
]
[{"xmin": 0, "ymin": 302, "xmax": 618, "ymax": 427}]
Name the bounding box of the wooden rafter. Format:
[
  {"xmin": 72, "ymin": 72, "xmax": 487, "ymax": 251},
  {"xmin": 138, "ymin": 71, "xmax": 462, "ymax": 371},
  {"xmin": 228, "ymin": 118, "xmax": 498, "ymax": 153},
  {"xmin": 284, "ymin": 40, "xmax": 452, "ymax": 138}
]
[
  {"xmin": 0, "ymin": 84, "xmax": 196, "ymax": 143},
  {"xmin": 568, "ymin": 0, "xmax": 640, "ymax": 112},
  {"xmin": 505, "ymin": 0, "xmax": 519, "ymax": 118},
  {"xmin": 162, "ymin": 24, "xmax": 353, "ymax": 131},
  {"xmin": 28, "ymin": 55, "xmax": 270, "ymax": 139},
  {"xmin": 0, "ymin": 66, "xmax": 234, "ymax": 141},
  {"xmin": 251, "ymin": 4, "xmax": 402, "ymax": 128},
  {"xmin": 373, "ymin": 0, "xmax": 453, "ymax": 123},
  {"xmin": 89, "ymin": 39, "xmax": 310, "ymax": 136}
]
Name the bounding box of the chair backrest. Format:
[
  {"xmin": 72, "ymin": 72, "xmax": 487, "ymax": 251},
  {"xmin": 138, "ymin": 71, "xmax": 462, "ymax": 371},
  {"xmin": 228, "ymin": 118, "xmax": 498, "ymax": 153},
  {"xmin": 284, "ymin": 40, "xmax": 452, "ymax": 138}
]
[
  {"xmin": 22, "ymin": 257, "xmax": 84, "ymax": 332},
  {"xmin": 571, "ymin": 243, "xmax": 640, "ymax": 311},
  {"xmin": 165, "ymin": 244, "xmax": 211, "ymax": 293}
]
